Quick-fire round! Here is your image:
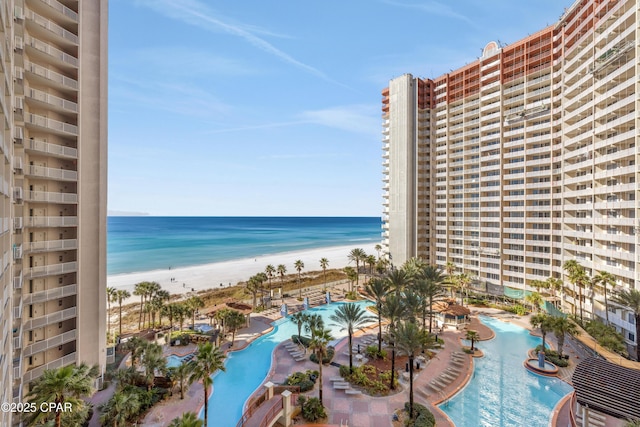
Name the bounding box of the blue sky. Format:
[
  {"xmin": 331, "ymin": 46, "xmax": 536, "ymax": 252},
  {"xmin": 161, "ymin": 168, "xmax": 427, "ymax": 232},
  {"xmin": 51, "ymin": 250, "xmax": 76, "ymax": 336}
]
[{"xmin": 108, "ymin": 0, "xmax": 568, "ymax": 217}]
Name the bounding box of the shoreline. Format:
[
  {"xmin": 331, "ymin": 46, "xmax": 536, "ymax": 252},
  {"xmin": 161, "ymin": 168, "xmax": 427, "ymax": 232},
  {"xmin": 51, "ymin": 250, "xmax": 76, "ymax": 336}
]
[{"xmin": 107, "ymin": 242, "xmax": 378, "ymax": 304}]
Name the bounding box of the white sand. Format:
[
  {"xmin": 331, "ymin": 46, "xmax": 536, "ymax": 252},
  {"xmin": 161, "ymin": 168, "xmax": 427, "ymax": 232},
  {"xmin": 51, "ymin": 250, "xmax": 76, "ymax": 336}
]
[{"xmin": 108, "ymin": 243, "xmax": 378, "ymax": 305}]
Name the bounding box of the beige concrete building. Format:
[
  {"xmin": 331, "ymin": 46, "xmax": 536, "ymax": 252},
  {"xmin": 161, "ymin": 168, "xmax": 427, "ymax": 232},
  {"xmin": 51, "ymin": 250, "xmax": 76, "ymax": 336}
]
[
  {"xmin": 0, "ymin": 0, "xmax": 108, "ymax": 422},
  {"xmin": 383, "ymin": 0, "xmax": 639, "ymax": 353}
]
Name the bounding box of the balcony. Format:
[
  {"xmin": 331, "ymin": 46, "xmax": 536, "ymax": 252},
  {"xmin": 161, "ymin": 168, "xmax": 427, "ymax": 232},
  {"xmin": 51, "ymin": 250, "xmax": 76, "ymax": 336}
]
[
  {"xmin": 24, "ymin": 238, "xmax": 77, "ymax": 253},
  {"xmin": 24, "ymin": 35, "xmax": 78, "ymax": 68},
  {"xmin": 23, "ymin": 306, "xmax": 76, "ymax": 330},
  {"xmin": 26, "ymin": 113, "xmax": 77, "ymax": 136},
  {"xmin": 23, "ymin": 329, "xmax": 77, "ymax": 357},
  {"xmin": 26, "ymin": 9, "xmax": 78, "ymax": 45},
  {"xmin": 24, "ymin": 216, "xmax": 78, "ymax": 228},
  {"xmin": 23, "ymin": 261, "xmax": 77, "ymax": 279},
  {"xmin": 22, "ymin": 352, "xmax": 76, "ymax": 383},
  {"xmin": 25, "ymin": 165, "xmax": 77, "ymax": 181},
  {"xmin": 23, "ymin": 283, "xmax": 77, "ymax": 305},
  {"xmin": 24, "ymin": 60, "xmax": 78, "ymax": 91},
  {"xmin": 14, "ymin": 272, "xmax": 23, "ymax": 289},
  {"xmin": 25, "ymin": 190, "xmax": 78, "ymax": 204},
  {"xmin": 25, "ymin": 87, "xmax": 78, "ymax": 113}
]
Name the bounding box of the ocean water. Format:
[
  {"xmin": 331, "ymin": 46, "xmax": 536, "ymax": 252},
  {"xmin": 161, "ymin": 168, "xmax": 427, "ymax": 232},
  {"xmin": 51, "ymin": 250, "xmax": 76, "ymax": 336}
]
[{"xmin": 107, "ymin": 216, "xmax": 381, "ymax": 275}]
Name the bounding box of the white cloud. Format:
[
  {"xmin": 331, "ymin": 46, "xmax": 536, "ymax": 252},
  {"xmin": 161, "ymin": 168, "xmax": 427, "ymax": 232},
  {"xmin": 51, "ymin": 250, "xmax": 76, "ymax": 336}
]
[
  {"xmin": 134, "ymin": 0, "xmax": 343, "ymax": 85},
  {"xmin": 297, "ymin": 105, "xmax": 381, "ymax": 137}
]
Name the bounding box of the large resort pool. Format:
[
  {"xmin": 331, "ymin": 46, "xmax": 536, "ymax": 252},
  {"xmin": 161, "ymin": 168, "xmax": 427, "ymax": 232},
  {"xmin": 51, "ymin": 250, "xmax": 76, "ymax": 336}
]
[
  {"xmin": 204, "ymin": 305, "xmax": 573, "ymax": 427},
  {"xmin": 205, "ymin": 300, "xmax": 373, "ymax": 427},
  {"xmin": 440, "ymin": 315, "xmax": 573, "ymax": 427}
]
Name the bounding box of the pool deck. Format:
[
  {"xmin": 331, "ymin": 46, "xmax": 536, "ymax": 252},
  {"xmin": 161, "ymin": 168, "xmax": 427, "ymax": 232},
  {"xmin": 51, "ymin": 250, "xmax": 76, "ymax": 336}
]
[{"xmin": 139, "ymin": 298, "xmax": 589, "ymax": 427}]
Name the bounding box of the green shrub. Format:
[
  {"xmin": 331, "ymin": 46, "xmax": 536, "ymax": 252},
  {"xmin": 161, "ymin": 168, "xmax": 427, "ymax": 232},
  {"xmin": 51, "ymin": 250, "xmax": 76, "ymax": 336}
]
[
  {"xmin": 345, "ymin": 291, "xmax": 359, "ymax": 300},
  {"xmin": 403, "ymin": 402, "xmax": 436, "ymax": 427},
  {"xmin": 534, "ymin": 346, "xmax": 569, "ymax": 368},
  {"xmin": 339, "ymin": 365, "xmax": 351, "ymax": 378},
  {"xmin": 291, "ymin": 335, "xmax": 311, "ymax": 347},
  {"xmin": 364, "ymin": 345, "xmax": 387, "ymax": 359},
  {"xmin": 284, "ymin": 370, "xmax": 318, "ymax": 392},
  {"xmin": 309, "ymin": 346, "xmax": 335, "ymax": 364},
  {"xmin": 298, "ymin": 396, "xmax": 326, "ymax": 422},
  {"xmin": 584, "ymin": 320, "xmax": 629, "ymax": 358}
]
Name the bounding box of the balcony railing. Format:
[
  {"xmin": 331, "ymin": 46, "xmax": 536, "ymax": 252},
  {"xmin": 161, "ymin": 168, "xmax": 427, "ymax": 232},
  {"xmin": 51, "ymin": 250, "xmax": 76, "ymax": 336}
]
[
  {"xmin": 26, "ymin": 87, "xmax": 78, "ymax": 113},
  {"xmin": 23, "ymin": 329, "xmax": 77, "ymax": 357},
  {"xmin": 25, "ymin": 165, "xmax": 77, "ymax": 181},
  {"xmin": 23, "ymin": 306, "xmax": 77, "ymax": 330},
  {"xmin": 23, "ymin": 261, "xmax": 77, "ymax": 279},
  {"xmin": 26, "ymin": 113, "xmax": 78, "ymax": 135},
  {"xmin": 26, "ymin": 9, "xmax": 78, "ymax": 44},
  {"xmin": 22, "ymin": 352, "xmax": 76, "ymax": 383},
  {"xmin": 25, "ymin": 190, "xmax": 78, "ymax": 204},
  {"xmin": 35, "ymin": 0, "xmax": 78, "ymax": 22},
  {"xmin": 25, "ymin": 138, "xmax": 77, "ymax": 158},
  {"xmin": 23, "ymin": 283, "xmax": 77, "ymax": 305},
  {"xmin": 25, "ymin": 35, "xmax": 78, "ymax": 67},
  {"xmin": 24, "ymin": 216, "xmax": 78, "ymax": 227},
  {"xmin": 24, "ymin": 238, "xmax": 77, "ymax": 253},
  {"xmin": 24, "ymin": 61, "xmax": 78, "ymax": 90}
]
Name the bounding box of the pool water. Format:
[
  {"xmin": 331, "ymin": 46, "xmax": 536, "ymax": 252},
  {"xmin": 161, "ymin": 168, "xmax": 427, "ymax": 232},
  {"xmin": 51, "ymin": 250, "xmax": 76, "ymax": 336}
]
[
  {"xmin": 440, "ymin": 315, "xmax": 573, "ymax": 427},
  {"xmin": 205, "ymin": 300, "xmax": 373, "ymax": 427},
  {"xmin": 166, "ymin": 353, "xmax": 194, "ymax": 369}
]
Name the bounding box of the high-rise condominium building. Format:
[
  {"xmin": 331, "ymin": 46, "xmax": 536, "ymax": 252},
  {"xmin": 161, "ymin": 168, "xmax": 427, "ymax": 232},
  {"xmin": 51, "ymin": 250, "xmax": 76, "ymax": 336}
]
[
  {"xmin": 0, "ymin": 1, "xmax": 107, "ymax": 424},
  {"xmin": 382, "ymin": 0, "xmax": 638, "ymax": 352}
]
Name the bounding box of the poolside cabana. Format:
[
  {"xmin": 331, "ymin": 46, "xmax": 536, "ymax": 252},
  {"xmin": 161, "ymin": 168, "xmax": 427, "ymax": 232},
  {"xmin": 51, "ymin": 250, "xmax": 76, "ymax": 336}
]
[
  {"xmin": 433, "ymin": 301, "xmax": 470, "ymax": 330},
  {"xmin": 203, "ymin": 300, "xmax": 253, "ymax": 328},
  {"xmin": 571, "ymin": 357, "xmax": 640, "ymax": 423}
]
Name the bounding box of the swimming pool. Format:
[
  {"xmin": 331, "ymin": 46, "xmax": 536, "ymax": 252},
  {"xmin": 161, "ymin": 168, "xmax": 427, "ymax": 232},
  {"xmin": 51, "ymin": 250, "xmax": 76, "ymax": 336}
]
[
  {"xmin": 166, "ymin": 353, "xmax": 194, "ymax": 369},
  {"xmin": 204, "ymin": 300, "xmax": 373, "ymax": 427},
  {"xmin": 440, "ymin": 315, "xmax": 573, "ymax": 427}
]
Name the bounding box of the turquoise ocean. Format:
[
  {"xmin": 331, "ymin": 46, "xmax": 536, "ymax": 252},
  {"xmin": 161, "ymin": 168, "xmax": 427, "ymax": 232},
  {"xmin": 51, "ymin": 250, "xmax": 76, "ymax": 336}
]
[{"xmin": 107, "ymin": 216, "xmax": 382, "ymax": 275}]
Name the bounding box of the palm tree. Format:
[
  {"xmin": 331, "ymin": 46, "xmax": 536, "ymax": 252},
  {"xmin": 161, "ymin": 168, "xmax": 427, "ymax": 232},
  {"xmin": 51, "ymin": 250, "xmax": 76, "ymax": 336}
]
[
  {"xmin": 457, "ymin": 273, "xmax": 472, "ymax": 306},
  {"xmin": 141, "ymin": 342, "xmax": 167, "ymax": 390},
  {"xmin": 290, "ymin": 311, "xmax": 309, "ymax": 344},
  {"xmin": 593, "ymin": 270, "xmax": 616, "ymax": 325},
  {"xmin": 175, "ymin": 303, "xmax": 187, "ymax": 332},
  {"xmin": 100, "ymin": 389, "xmax": 140, "ymax": 427},
  {"xmin": 380, "ymin": 294, "xmax": 406, "ymax": 390},
  {"xmin": 402, "ymin": 290, "xmax": 422, "ymax": 324},
  {"xmin": 26, "ymin": 363, "xmax": 99, "ymax": 427},
  {"xmin": 168, "ymin": 361, "xmax": 194, "ymax": 399},
  {"xmin": 348, "ymin": 248, "xmax": 366, "ymax": 287},
  {"xmin": 277, "ymin": 264, "xmax": 287, "ymax": 295},
  {"xmin": 133, "ymin": 281, "xmax": 149, "ymax": 330},
  {"xmin": 304, "ymin": 313, "xmax": 324, "ymax": 340},
  {"xmin": 168, "ymin": 412, "xmax": 204, "ymax": 427},
  {"xmin": 551, "ymin": 316, "xmax": 578, "ymax": 358},
  {"xmin": 343, "ymin": 266, "xmax": 358, "ymax": 294},
  {"xmin": 530, "ymin": 313, "xmax": 555, "ymax": 353},
  {"xmin": 294, "ymin": 259, "xmax": 305, "ymax": 299},
  {"xmin": 612, "ymin": 289, "xmax": 640, "ymax": 361},
  {"xmin": 445, "ymin": 261, "xmax": 456, "ymax": 277},
  {"xmin": 319, "ymin": 258, "xmax": 329, "ymax": 290},
  {"xmin": 186, "ymin": 295, "xmax": 205, "ymax": 330},
  {"xmin": 246, "ymin": 276, "xmax": 260, "ymax": 309},
  {"xmin": 115, "ymin": 289, "xmax": 131, "ymax": 338},
  {"xmin": 308, "ymin": 327, "xmax": 333, "ymax": 405},
  {"xmin": 254, "ymin": 272, "xmax": 268, "ymax": 305},
  {"xmin": 564, "ymin": 260, "xmax": 589, "ymax": 321},
  {"xmin": 107, "ymin": 286, "xmax": 116, "ymax": 341},
  {"xmin": 145, "ymin": 281, "xmax": 162, "ymax": 328},
  {"xmin": 330, "ymin": 303, "xmax": 374, "ymax": 373},
  {"xmin": 402, "ymin": 257, "xmax": 427, "ymax": 278},
  {"xmin": 365, "ymin": 278, "xmax": 390, "ymax": 353},
  {"xmin": 545, "ymin": 276, "xmax": 564, "ymax": 306},
  {"xmin": 123, "ymin": 336, "xmax": 147, "ymax": 368},
  {"xmin": 392, "ymin": 321, "xmax": 432, "ymax": 420},
  {"xmin": 384, "ymin": 268, "xmax": 411, "ymax": 294},
  {"xmin": 225, "ymin": 310, "xmax": 247, "ymax": 347},
  {"xmin": 365, "ymin": 254, "xmax": 377, "ymax": 276},
  {"xmin": 525, "ymin": 292, "xmax": 543, "ymax": 313},
  {"xmin": 465, "ymin": 330, "xmax": 479, "ymax": 352},
  {"xmin": 415, "ymin": 265, "xmax": 447, "ymax": 333},
  {"xmin": 265, "ymin": 264, "xmax": 276, "ymax": 295},
  {"xmin": 189, "ymin": 342, "xmax": 227, "ymax": 427}
]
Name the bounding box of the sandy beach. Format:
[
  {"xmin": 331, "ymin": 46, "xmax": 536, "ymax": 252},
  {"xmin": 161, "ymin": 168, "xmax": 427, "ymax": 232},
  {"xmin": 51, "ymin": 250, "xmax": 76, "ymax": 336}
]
[{"xmin": 108, "ymin": 243, "xmax": 378, "ymax": 304}]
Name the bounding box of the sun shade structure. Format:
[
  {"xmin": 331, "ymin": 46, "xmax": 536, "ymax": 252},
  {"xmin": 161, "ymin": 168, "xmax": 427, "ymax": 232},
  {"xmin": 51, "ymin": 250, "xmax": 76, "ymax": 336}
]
[{"xmin": 572, "ymin": 357, "xmax": 640, "ymax": 421}]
